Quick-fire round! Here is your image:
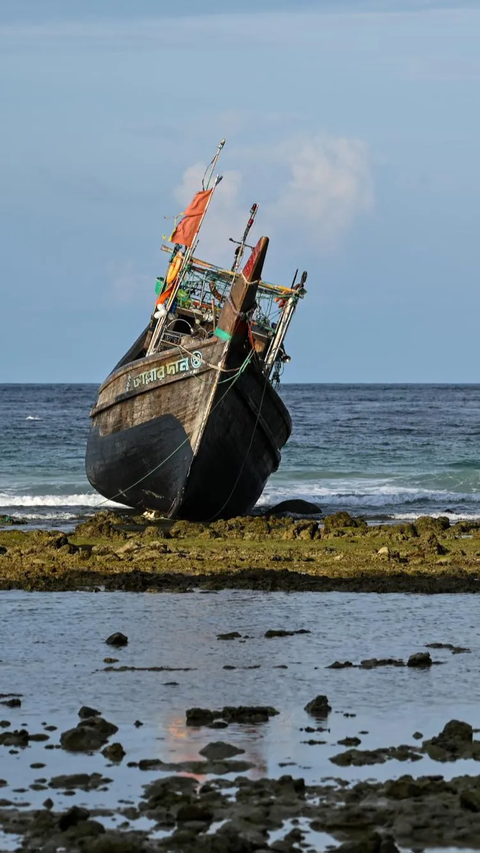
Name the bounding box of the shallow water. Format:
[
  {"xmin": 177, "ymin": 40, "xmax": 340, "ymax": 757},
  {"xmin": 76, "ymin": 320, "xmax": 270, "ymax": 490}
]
[{"xmin": 1, "ymin": 588, "xmax": 479, "ymax": 828}]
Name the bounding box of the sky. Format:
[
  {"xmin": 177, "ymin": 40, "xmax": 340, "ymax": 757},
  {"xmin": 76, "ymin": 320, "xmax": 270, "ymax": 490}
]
[{"xmin": 1, "ymin": 0, "xmax": 480, "ymax": 383}]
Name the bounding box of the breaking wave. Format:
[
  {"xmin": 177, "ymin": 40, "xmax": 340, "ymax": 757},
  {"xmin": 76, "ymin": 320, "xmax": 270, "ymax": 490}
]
[{"xmin": 0, "ymin": 493, "xmax": 122, "ymax": 508}]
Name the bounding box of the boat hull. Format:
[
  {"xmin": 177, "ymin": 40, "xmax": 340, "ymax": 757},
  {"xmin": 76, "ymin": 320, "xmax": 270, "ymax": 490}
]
[{"xmin": 85, "ymin": 339, "xmax": 291, "ymax": 520}]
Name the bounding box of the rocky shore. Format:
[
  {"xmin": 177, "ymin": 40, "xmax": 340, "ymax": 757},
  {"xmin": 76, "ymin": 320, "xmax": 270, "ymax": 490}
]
[
  {"xmin": 1, "ymin": 510, "xmax": 480, "ymax": 593},
  {"xmin": 2, "ymin": 701, "xmax": 480, "ymax": 852}
]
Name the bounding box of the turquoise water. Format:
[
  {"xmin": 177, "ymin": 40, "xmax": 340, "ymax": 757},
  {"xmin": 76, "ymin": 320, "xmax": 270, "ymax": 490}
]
[{"xmin": 0, "ymin": 383, "xmax": 479, "ymax": 526}]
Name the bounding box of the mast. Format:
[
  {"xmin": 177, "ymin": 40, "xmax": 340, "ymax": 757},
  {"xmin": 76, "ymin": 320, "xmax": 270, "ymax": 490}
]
[
  {"xmin": 229, "ymin": 203, "xmax": 259, "ymax": 272},
  {"xmin": 264, "ymin": 271, "xmax": 308, "ymax": 377},
  {"xmin": 146, "ymin": 140, "xmax": 226, "ymax": 356}
]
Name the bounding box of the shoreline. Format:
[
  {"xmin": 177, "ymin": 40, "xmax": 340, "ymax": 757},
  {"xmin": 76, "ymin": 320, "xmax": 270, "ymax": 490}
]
[{"xmin": 1, "ymin": 509, "xmax": 480, "ymax": 593}]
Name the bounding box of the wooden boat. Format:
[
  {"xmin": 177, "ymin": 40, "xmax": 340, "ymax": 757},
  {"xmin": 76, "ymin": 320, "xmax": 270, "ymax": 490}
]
[{"xmin": 85, "ymin": 141, "xmax": 307, "ymax": 520}]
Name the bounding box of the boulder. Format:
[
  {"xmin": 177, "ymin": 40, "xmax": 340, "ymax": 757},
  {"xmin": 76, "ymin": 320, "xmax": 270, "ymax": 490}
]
[
  {"xmin": 199, "ymin": 742, "xmax": 245, "ymax": 761},
  {"xmin": 407, "ymin": 652, "xmax": 432, "ymax": 668},
  {"xmin": 105, "ymin": 632, "xmax": 128, "ymax": 647},
  {"xmin": 266, "ymin": 500, "xmax": 321, "ymax": 516},
  {"xmin": 304, "ymin": 695, "xmax": 331, "ymax": 717}
]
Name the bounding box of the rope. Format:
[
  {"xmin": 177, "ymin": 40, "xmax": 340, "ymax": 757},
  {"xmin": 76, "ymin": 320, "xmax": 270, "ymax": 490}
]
[{"xmin": 96, "ymin": 350, "xmax": 254, "ymax": 507}]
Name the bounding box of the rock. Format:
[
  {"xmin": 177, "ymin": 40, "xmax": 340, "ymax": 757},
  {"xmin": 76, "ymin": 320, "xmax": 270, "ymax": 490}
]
[
  {"xmin": 60, "ymin": 727, "xmax": 106, "ymax": 752},
  {"xmin": 265, "ymin": 629, "xmax": 310, "ymax": 638},
  {"xmin": 304, "ymin": 695, "xmax": 331, "ymax": 717},
  {"xmin": 43, "ymin": 797, "xmax": 54, "ymax": 809},
  {"xmin": 424, "ymin": 718, "xmax": 474, "ymax": 761},
  {"xmin": 0, "ymin": 698, "xmax": 21, "ymax": 708},
  {"xmin": 338, "ymin": 737, "xmax": 361, "ymax": 747},
  {"xmin": 217, "ymin": 632, "xmax": 242, "ymax": 640},
  {"xmin": 327, "ymin": 660, "xmax": 355, "ymax": 669},
  {"xmin": 360, "ymin": 658, "xmax": 404, "ymax": 668},
  {"xmin": 49, "ymin": 772, "xmax": 108, "ymax": 790},
  {"xmin": 105, "ymin": 632, "xmax": 128, "ymax": 647},
  {"xmin": 176, "ymin": 803, "xmax": 214, "ymax": 823},
  {"xmin": 78, "ymin": 705, "xmax": 101, "ymax": 719},
  {"xmin": 0, "ymin": 729, "xmax": 29, "ymax": 747},
  {"xmin": 407, "ymin": 652, "xmax": 432, "ymax": 668},
  {"xmin": 102, "ymin": 743, "xmax": 126, "ymax": 762},
  {"xmin": 460, "ymin": 789, "xmax": 480, "ymax": 812},
  {"xmin": 199, "ymin": 742, "xmax": 245, "ymax": 761},
  {"xmin": 266, "ymin": 499, "xmax": 321, "ymax": 516},
  {"xmin": 104, "ymin": 658, "xmax": 118, "ymax": 664},
  {"xmin": 60, "ymin": 717, "xmax": 118, "ymax": 752},
  {"xmin": 323, "ymin": 511, "xmax": 367, "ymax": 532},
  {"xmin": 58, "ymin": 805, "xmax": 91, "ymax": 831},
  {"xmin": 221, "ymin": 706, "xmax": 279, "ymax": 723},
  {"xmin": 186, "ymin": 708, "xmax": 218, "ymax": 726}
]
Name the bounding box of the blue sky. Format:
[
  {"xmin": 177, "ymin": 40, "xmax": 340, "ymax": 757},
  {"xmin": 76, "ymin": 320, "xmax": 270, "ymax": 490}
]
[{"xmin": 1, "ymin": 0, "xmax": 479, "ymax": 382}]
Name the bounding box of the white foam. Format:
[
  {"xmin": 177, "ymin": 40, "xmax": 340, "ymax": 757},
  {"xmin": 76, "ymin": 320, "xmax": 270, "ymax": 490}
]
[
  {"xmin": 25, "ymin": 416, "xmax": 41, "ymax": 420},
  {"xmin": 0, "ymin": 493, "xmax": 122, "ymax": 508},
  {"xmin": 259, "ymin": 481, "xmax": 480, "ymax": 508}
]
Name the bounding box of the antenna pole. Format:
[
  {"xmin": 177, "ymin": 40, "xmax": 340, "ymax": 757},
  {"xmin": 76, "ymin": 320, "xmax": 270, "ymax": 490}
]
[{"xmin": 230, "ymin": 203, "xmax": 259, "ymax": 272}]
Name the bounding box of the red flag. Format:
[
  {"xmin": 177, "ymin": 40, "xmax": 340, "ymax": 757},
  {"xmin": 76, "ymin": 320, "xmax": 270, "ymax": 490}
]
[{"xmin": 169, "ymin": 189, "xmax": 213, "ymax": 248}]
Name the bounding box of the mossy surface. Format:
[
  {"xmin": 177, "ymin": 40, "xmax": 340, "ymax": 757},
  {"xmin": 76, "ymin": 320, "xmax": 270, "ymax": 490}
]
[{"xmin": 1, "ymin": 510, "xmax": 480, "ymax": 592}]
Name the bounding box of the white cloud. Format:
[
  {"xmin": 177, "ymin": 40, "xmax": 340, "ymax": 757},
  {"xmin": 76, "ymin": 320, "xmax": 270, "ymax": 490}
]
[
  {"xmin": 267, "ymin": 135, "xmax": 374, "ymax": 250},
  {"xmin": 172, "ymin": 134, "xmax": 374, "ymax": 262}
]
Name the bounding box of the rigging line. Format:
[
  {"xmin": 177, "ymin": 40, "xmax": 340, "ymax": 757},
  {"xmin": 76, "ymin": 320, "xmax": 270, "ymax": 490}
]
[
  {"xmin": 96, "ymin": 351, "xmax": 254, "ymax": 507},
  {"xmin": 205, "ymin": 365, "xmax": 269, "ymax": 523}
]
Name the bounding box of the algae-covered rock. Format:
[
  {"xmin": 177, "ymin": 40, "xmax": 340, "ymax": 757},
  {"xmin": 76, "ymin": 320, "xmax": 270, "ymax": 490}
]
[
  {"xmin": 322, "ymin": 512, "xmax": 367, "ymax": 535},
  {"xmin": 74, "ymin": 511, "xmax": 128, "ymax": 540},
  {"xmin": 105, "ymin": 632, "xmax": 128, "ymax": 647},
  {"xmin": 415, "ymin": 516, "xmax": 450, "ymax": 536}
]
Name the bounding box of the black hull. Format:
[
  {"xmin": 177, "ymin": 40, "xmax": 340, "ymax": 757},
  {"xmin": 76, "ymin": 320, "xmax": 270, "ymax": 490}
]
[{"xmin": 85, "ymin": 359, "xmax": 291, "ymax": 521}]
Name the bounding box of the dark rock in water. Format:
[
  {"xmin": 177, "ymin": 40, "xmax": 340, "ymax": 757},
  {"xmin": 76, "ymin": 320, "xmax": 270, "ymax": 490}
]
[
  {"xmin": 221, "ymin": 705, "xmax": 279, "ymax": 723},
  {"xmin": 49, "ymin": 773, "xmax": 108, "ymax": 790},
  {"xmin": 407, "ymin": 652, "xmax": 432, "ymax": 668},
  {"xmin": 1, "ymin": 698, "xmax": 21, "ymax": 708},
  {"xmin": 304, "ymin": 695, "xmax": 331, "ymax": 717},
  {"xmin": 338, "ymin": 736, "xmax": 361, "ymax": 747},
  {"xmin": 334, "ymin": 831, "xmax": 399, "ymax": 852},
  {"xmin": 104, "ymin": 658, "xmax": 118, "ymax": 664},
  {"xmin": 412, "ymin": 731, "xmax": 423, "ymax": 739},
  {"xmin": 0, "ymin": 729, "xmax": 29, "ymax": 747},
  {"xmin": 60, "ymin": 717, "xmax": 118, "ymax": 752},
  {"xmin": 266, "ymin": 499, "xmax": 322, "ymax": 516},
  {"xmin": 78, "ymin": 706, "xmax": 101, "ymax": 719},
  {"xmin": 327, "ymin": 660, "xmax": 355, "ymax": 669},
  {"xmin": 105, "ymin": 632, "xmax": 128, "ymax": 647},
  {"xmin": 265, "ymin": 628, "xmax": 311, "ymax": 638},
  {"xmin": 217, "ymin": 632, "xmax": 242, "ymax": 640},
  {"xmin": 186, "ymin": 708, "xmax": 218, "ymax": 726},
  {"xmin": 360, "ymin": 658, "xmax": 405, "ymax": 669},
  {"xmin": 134, "ymin": 720, "xmax": 143, "ymax": 727},
  {"xmin": 58, "ymin": 805, "xmax": 91, "ymax": 831},
  {"xmin": 199, "ymin": 741, "xmax": 245, "ymax": 760},
  {"xmin": 43, "ymin": 798, "xmax": 54, "ymax": 810},
  {"xmin": 423, "ymin": 718, "xmax": 478, "ymax": 761},
  {"xmin": 102, "ymin": 742, "xmax": 126, "ymax": 762}
]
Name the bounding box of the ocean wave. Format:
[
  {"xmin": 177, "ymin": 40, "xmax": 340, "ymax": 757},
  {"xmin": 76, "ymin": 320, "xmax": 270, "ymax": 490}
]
[
  {"xmin": 0, "ymin": 493, "xmax": 122, "ymax": 508},
  {"xmin": 25, "ymin": 416, "xmax": 41, "ymax": 421},
  {"xmin": 259, "ymin": 482, "xmax": 480, "ymax": 508}
]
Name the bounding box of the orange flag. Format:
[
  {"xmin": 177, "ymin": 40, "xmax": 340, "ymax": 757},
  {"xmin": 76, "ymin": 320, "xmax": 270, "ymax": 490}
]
[{"xmin": 169, "ymin": 189, "xmax": 213, "ymax": 248}]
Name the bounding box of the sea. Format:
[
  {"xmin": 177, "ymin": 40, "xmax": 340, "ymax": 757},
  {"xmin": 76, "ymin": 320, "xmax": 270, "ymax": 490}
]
[{"xmin": 0, "ymin": 383, "xmax": 479, "ymax": 529}]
